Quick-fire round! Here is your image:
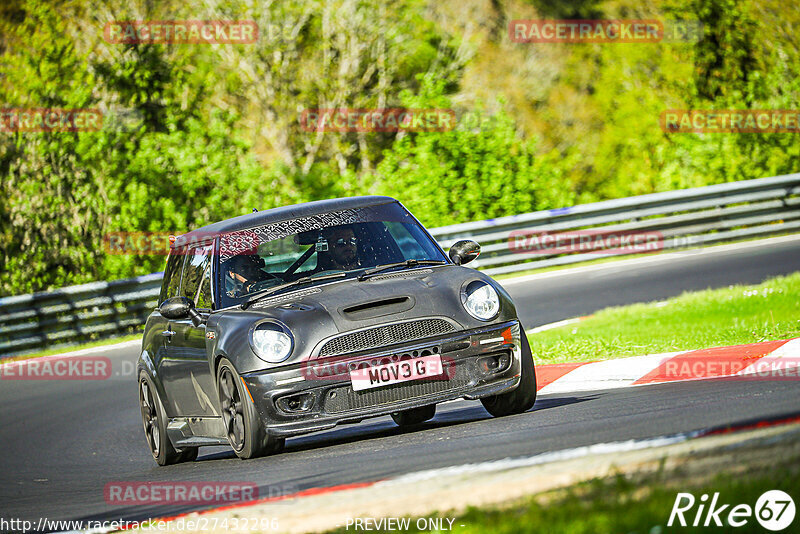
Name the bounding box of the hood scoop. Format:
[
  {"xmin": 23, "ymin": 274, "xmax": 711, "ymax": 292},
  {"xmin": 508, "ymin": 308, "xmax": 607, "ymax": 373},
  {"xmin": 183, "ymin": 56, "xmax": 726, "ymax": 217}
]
[{"xmin": 340, "ymin": 296, "xmax": 414, "ymax": 321}]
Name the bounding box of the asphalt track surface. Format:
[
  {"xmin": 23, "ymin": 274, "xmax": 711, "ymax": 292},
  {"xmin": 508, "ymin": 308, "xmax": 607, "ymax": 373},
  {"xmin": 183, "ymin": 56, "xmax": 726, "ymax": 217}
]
[{"xmin": 2, "ymin": 236, "xmax": 799, "ymax": 527}]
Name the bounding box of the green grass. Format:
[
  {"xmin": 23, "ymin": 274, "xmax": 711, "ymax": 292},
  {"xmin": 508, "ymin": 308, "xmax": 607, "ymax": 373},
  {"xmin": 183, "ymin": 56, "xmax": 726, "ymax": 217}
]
[
  {"xmin": 321, "ymin": 446, "xmax": 800, "ymax": 534},
  {"xmin": 394, "ymin": 461, "xmax": 797, "ymax": 534},
  {"xmin": 528, "ymin": 272, "xmax": 800, "ymax": 364},
  {"xmin": 2, "ymin": 333, "xmax": 142, "ymax": 363}
]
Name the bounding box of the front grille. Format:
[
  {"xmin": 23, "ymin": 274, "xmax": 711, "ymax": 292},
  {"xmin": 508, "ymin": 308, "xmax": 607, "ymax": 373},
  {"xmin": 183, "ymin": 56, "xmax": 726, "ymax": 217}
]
[
  {"xmin": 318, "ymin": 318, "xmax": 456, "ymax": 357},
  {"xmin": 324, "ymin": 358, "xmax": 469, "ymax": 414}
]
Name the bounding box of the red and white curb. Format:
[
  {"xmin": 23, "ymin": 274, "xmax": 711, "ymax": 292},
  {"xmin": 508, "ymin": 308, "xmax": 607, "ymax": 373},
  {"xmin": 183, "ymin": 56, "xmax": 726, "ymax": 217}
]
[{"xmin": 535, "ymin": 338, "xmax": 800, "ymax": 394}]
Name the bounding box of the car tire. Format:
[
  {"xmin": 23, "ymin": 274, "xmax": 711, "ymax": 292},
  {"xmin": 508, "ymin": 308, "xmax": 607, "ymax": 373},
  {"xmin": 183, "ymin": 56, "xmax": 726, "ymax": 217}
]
[
  {"xmin": 217, "ymin": 358, "xmax": 284, "ymax": 460},
  {"xmin": 391, "ymin": 404, "xmax": 436, "ymax": 426},
  {"xmin": 480, "ymin": 331, "xmax": 537, "ymax": 417},
  {"xmin": 139, "ymin": 372, "xmax": 197, "ymax": 466}
]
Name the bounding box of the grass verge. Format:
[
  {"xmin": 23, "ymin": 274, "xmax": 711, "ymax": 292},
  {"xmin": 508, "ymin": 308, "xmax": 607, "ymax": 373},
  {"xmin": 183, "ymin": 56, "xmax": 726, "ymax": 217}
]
[
  {"xmin": 528, "ymin": 272, "xmax": 800, "ymax": 364},
  {"xmin": 322, "ymin": 429, "xmax": 800, "ymax": 534},
  {"xmin": 391, "ymin": 457, "xmax": 797, "ymax": 534}
]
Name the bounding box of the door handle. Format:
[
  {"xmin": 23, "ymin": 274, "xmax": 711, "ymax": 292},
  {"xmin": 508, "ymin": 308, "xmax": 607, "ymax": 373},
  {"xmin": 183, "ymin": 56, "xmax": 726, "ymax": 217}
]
[{"xmin": 161, "ymin": 330, "xmax": 176, "ymax": 337}]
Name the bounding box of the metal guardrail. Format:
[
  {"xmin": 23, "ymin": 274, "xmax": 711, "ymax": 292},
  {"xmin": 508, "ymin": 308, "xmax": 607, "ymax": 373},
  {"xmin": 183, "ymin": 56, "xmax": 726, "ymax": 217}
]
[
  {"xmin": 0, "ymin": 274, "xmax": 162, "ymax": 358},
  {"xmin": 1, "ymin": 174, "xmax": 798, "ymax": 358},
  {"xmin": 430, "ymin": 173, "xmax": 800, "ymax": 275}
]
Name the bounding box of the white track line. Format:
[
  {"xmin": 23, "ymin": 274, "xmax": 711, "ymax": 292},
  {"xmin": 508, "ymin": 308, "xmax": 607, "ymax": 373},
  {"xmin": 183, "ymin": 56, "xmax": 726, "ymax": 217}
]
[
  {"xmin": 528, "ymin": 317, "xmax": 586, "ymax": 334},
  {"xmin": 381, "ymin": 433, "xmax": 698, "ymax": 486}
]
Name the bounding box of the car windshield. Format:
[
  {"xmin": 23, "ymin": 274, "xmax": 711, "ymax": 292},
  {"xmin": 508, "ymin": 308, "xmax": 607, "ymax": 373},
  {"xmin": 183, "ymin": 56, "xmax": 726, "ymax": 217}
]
[{"xmin": 216, "ymin": 202, "xmax": 447, "ymax": 308}]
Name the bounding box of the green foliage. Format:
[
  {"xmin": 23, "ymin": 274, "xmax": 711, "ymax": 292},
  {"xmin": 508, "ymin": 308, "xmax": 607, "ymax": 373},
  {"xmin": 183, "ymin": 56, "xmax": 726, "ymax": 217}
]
[
  {"xmin": 533, "ymin": 0, "xmax": 800, "ymax": 201},
  {"xmin": 657, "ymin": 0, "xmax": 800, "ymax": 188},
  {"xmin": 1, "ymin": 0, "xmax": 798, "ymax": 295},
  {"xmin": 689, "ymin": 0, "xmax": 763, "ymax": 103},
  {"xmin": 374, "ymin": 76, "xmax": 575, "ymax": 227},
  {"xmin": 0, "ymin": 0, "xmax": 270, "ymax": 294},
  {"xmin": 0, "ymin": 0, "xmax": 103, "ymax": 293},
  {"xmin": 525, "ymin": 0, "xmax": 604, "ymax": 19},
  {"xmin": 98, "ymin": 112, "xmax": 267, "ymax": 282}
]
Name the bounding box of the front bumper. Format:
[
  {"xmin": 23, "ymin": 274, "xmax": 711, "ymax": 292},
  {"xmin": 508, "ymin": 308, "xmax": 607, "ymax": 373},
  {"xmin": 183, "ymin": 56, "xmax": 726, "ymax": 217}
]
[{"xmin": 241, "ymin": 320, "xmax": 523, "ymax": 437}]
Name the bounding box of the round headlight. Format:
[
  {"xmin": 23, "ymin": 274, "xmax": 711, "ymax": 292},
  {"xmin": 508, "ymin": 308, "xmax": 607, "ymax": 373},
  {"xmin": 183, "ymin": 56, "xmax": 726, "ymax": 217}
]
[
  {"xmin": 461, "ymin": 281, "xmax": 500, "ymax": 320},
  {"xmin": 250, "ymin": 322, "xmax": 294, "ymax": 363}
]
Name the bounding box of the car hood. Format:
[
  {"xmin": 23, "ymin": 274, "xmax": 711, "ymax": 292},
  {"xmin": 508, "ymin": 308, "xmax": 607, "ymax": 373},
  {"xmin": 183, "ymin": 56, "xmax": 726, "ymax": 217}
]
[{"xmin": 208, "ymin": 265, "xmax": 518, "ymax": 370}]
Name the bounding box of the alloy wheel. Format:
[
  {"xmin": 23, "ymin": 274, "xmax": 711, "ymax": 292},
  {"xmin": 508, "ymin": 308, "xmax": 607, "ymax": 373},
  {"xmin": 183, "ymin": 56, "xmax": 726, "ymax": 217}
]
[
  {"xmin": 219, "ymin": 368, "xmax": 246, "ymax": 451},
  {"xmin": 139, "ymin": 379, "xmax": 160, "ymax": 457}
]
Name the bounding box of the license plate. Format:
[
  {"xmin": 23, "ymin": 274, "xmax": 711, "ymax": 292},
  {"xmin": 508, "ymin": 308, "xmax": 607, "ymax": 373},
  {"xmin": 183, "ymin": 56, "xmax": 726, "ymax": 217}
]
[{"xmin": 350, "ymin": 355, "xmax": 444, "ymax": 392}]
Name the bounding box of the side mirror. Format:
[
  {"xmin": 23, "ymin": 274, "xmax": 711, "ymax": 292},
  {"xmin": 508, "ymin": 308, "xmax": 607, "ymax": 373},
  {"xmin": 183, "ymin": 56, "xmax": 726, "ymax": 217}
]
[
  {"xmin": 448, "ymin": 240, "xmax": 481, "ymax": 265},
  {"xmin": 159, "ymin": 296, "xmax": 205, "ymax": 327}
]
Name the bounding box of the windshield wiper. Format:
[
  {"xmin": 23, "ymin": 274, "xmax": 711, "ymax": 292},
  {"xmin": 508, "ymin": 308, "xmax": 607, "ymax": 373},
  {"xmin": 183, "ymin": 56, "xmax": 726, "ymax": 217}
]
[
  {"xmin": 241, "ymin": 272, "xmax": 346, "ymax": 309},
  {"xmin": 357, "ymin": 259, "xmax": 446, "ymax": 281}
]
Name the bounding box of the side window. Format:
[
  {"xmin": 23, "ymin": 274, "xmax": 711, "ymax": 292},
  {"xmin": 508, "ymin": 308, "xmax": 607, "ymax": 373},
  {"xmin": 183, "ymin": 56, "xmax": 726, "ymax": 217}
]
[
  {"xmin": 196, "ymin": 263, "xmax": 213, "ymax": 310},
  {"xmin": 160, "ymin": 248, "xmax": 187, "ymax": 303},
  {"xmin": 181, "ymin": 244, "xmax": 214, "ymax": 309}
]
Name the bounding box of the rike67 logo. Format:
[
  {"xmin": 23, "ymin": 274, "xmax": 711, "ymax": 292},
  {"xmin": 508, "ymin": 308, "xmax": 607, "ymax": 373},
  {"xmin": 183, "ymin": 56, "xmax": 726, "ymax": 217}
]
[{"xmin": 669, "ymin": 490, "xmax": 795, "ymax": 531}]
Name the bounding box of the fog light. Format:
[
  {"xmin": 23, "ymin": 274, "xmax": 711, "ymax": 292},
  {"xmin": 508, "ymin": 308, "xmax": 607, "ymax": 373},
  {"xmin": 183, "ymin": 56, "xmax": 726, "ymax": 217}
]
[
  {"xmin": 477, "ymin": 353, "xmax": 511, "ymax": 375},
  {"xmin": 497, "ymin": 353, "xmax": 511, "ymax": 371},
  {"xmin": 277, "ymin": 392, "xmax": 314, "ymax": 413}
]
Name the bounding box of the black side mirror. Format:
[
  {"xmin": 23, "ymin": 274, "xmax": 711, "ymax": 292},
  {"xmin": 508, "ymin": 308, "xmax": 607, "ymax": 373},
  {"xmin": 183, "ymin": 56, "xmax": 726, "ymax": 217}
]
[
  {"xmin": 448, "ymin": 240, "xmax": 481, "ymax": 265},
  {"xmin": 160, "ymin": 296, "xmax": 205, "ymax": 327}
]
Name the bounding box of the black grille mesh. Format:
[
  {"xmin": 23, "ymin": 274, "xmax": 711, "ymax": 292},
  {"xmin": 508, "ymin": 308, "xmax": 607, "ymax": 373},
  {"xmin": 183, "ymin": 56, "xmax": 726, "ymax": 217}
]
[{"xmin": 319, "ymin": 319, "xmax": 456, "ymax": 357}]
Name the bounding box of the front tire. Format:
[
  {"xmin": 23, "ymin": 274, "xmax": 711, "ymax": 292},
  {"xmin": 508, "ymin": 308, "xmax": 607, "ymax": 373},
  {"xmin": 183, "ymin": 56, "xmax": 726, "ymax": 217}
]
[
  {"xmin": 391, "ymin": 404, "xmax": 436, "ymax": 426},
  {"xmin": 139, "ymin": 373, "xmax": 197, "ymax": 466},
  {"xmin": 217, "ymin": 358, "xmax": 284, "ymax": 460},
  {"xmin": 481, "ymin": 331, "xmax": 537, "ymax": 417}
]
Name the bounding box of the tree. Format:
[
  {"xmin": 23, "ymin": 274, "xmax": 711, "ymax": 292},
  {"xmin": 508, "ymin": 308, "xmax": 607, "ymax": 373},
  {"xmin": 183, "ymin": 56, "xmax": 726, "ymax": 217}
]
[{"xmin": 375, "ymin": 76, "xmax": 574, "ymax": 227}]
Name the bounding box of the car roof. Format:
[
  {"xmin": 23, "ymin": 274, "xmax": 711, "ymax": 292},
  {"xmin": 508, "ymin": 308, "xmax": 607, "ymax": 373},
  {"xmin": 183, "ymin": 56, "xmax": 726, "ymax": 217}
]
[{"xmin": 180, "ymin": 195, "xmax": 399, "ymax": 241}]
